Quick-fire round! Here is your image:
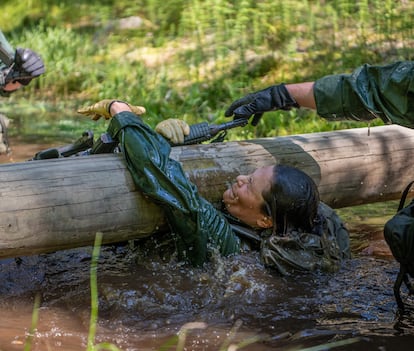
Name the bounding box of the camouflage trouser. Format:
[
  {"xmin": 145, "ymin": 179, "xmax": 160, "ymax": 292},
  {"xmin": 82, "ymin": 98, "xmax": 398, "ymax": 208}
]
[{"xmin": 0, "ymin": 113, "xmax": 10, "ymax": 154}]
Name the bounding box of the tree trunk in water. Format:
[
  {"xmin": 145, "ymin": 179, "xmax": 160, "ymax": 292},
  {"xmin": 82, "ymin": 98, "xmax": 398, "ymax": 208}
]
[{"xmin": 0, "ymin": 125, "xmax": 412, "ymax": 258}]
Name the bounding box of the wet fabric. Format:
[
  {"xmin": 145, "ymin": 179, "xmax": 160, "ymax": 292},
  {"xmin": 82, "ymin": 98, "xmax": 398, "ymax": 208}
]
[
  {"xmin": 107, "ymin": 112, "xmax": 241, "ymax": 267},
  {"xmin": 260, "ymin": 202, "xmax": 350, "ymax": 275},
  {"xmin": 383, "ymin": 184, "xmax": 414, "ymax": 309},
  {"xmin": 314, "ymin": 61, "xmax": 414, "ymax": 128},
  {"xmin": 107, "ymin": 112, "xmax": 350, "ymax": 272},
  {"xmin": 384, "ymin": 199, "xmax": 414, "ymax": 272}
]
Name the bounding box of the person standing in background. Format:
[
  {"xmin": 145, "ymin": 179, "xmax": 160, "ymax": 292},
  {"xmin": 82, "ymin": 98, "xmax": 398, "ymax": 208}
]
[{"xmin": 0, "ymin": 29, "xmax": 45, "ymax": 154}]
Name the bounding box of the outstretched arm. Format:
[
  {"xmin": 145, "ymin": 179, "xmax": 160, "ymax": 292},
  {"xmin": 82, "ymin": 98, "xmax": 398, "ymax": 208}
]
[
  {"xmin": 285, "ymin": 82, "xmax": 316, "ymax": 109},
  {"xmin": 225, "ymin": 61, "xmax": 414, "ymax": 129}
]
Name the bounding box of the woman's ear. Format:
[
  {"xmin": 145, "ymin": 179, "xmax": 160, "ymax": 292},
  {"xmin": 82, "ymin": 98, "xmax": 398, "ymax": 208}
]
[{"xmin": 256, "ymin": 216, "xmax": 273, "ymax": 229}]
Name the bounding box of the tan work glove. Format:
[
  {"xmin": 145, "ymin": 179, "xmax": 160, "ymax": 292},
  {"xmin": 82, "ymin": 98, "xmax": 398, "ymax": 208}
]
[
  {"xmin": 77, "ymin": 99, "xmax": 146, "ymax": 121},
  {"xmin": 155, "ymin": 118, "xmax": 190, "ymax": 145}
]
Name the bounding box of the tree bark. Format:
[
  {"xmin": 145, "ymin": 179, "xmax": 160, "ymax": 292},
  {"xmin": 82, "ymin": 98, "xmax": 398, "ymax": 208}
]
[{"xmin": 1, "ymin": 125, "xmax": 413, "ymax": 258}]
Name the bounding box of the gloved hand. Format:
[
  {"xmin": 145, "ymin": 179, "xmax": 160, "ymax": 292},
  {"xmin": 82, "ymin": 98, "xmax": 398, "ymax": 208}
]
[
  {"xmin": 224, "ymin": 83, "xmax": 299, "ymax": 126},
  {"xmin": 155, "ymin": 118, "xmax": 190, "ymax": 145},
  {"xmin": 10, "ymin": 48, "xmax": 45, "ymax": 85},
  {"xmin": 77, "ymin": 99, "xmax": 146, "ymax": 121}
]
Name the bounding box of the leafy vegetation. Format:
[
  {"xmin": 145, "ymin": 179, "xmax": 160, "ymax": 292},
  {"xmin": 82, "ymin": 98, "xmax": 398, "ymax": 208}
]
[{"xmin": 1, "ymin": 0, "xmax": 414, "ymax": 141}]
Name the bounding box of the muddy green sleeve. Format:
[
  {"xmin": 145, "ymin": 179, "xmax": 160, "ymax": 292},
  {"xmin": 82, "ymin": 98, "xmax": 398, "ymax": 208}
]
[
  {"xmin": 107, "ymin": 112, "xmax": 241, "ymax": 266},
  {"xmin": 314, "ymin": 61, "xmax": 414, "ymax": 128}
]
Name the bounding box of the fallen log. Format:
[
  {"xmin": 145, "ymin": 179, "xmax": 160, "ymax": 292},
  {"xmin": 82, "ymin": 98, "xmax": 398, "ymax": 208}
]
[{"xmin": 1, "ymin": 124, "xmax": 413, "ymax": 258}]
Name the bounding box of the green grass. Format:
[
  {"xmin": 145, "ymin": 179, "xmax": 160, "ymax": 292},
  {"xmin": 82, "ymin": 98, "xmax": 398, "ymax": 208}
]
[{"xmin": 1, "ymin": 0, "xmax": 413, "ymax": 140}]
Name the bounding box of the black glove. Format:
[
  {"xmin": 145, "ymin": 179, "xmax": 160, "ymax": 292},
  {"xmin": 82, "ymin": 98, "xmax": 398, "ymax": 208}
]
[
  {"xmin": 224, "ymin": 83, "xmax": 299, "ymax": 126},
  {"xmin": 10, "ymin": 48, "xmax": 45, "ymax": 85}
]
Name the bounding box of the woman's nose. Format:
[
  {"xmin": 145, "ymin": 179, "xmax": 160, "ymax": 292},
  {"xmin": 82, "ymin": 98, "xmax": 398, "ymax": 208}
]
[{"xmin": 236, "ymin": 175, "xmax": 248, "ymax": 185}]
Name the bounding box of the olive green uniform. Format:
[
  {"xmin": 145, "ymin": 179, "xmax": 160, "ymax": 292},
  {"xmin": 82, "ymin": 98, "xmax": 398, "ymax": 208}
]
[
  {"xmin": 314, "ymin": 61, "xmax": 414, "ymax": 128},
  {"xmin": 261, "ymin": 202, "xmax": 350, "ymax": 275},
  {"xmin": 107, "ymin": 112, "xmax": 349, "ymax": 273},
  {"xmin": 108, "ymin": 112, "xmax": 241, "ymax": 267}
]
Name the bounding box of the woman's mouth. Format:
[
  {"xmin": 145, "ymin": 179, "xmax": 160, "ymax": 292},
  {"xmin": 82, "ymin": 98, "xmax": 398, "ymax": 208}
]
[{"xmin": 226, "ymin": 184, "xmax": 238, "ymax": 201}]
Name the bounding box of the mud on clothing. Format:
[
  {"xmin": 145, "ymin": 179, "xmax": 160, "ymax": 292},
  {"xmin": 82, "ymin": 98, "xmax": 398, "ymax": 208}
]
[{"xmin": 107, "ymin": 112, "xmax": 350, "ymax": 273}]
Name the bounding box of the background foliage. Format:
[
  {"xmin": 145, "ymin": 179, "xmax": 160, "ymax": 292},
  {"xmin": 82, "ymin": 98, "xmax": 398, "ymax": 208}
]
[{"xmin": 1, "ymin": 0, "xmax": 414, "ymax": 140}]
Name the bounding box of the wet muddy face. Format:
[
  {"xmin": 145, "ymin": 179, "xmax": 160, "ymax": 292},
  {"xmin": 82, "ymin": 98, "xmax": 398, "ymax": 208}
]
[{"xmin": 223, "ymin": 166, "xmax": 273, "ymax": 228}]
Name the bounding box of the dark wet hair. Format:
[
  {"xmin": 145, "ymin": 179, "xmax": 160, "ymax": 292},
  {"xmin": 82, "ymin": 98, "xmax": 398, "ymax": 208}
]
[{"xmin": 261, "ymin": 165, "xmax": 320, "ymax": 235}]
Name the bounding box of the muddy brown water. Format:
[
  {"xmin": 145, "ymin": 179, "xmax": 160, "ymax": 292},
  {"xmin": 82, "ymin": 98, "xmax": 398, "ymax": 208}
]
[{"xmin": 1, "ymin": 140, "xmax": 414, "ymax": 351}]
